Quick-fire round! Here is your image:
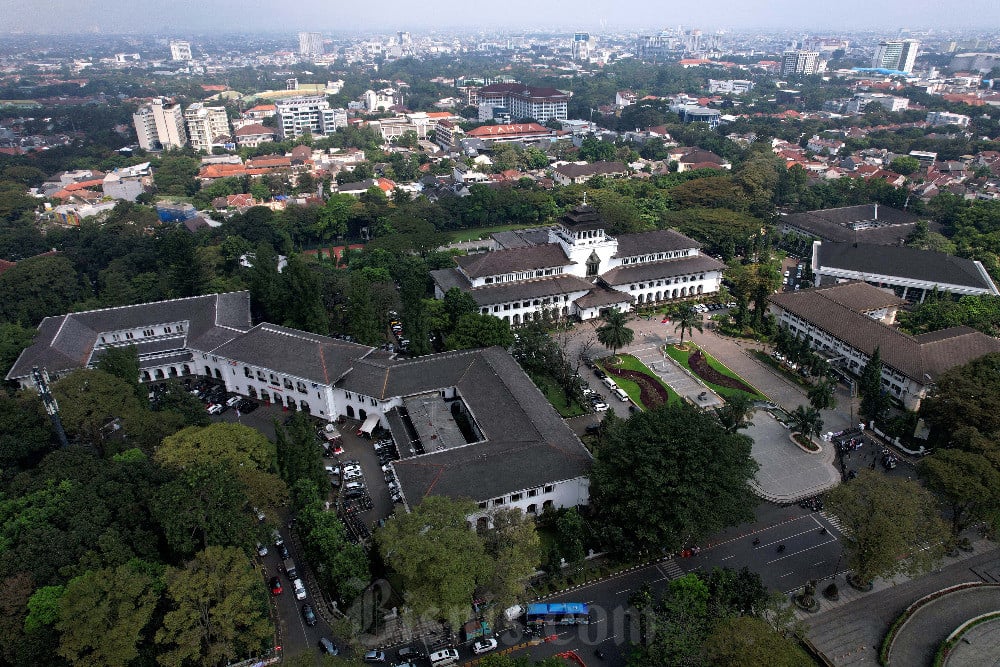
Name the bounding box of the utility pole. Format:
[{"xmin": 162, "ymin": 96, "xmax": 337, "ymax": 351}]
[{"xmin": 31, "ymin": 366, "xmax": 69, "ymax": 449}]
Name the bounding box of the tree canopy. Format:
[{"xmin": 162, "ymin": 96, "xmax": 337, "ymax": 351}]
[{"xmin": 590, "ymin": 403, "xmax": 758, "ymax": 555}]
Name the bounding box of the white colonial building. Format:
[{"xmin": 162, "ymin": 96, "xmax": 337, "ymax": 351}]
[
  {"xmin": 431, "ymin": 205, "xmax": 725, "ymax": 324},
  {"xmin": 8, "ymin": 294, "xmax": 592, "ymax": 517}
]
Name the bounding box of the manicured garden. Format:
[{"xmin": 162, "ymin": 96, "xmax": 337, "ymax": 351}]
[
  {"xmin": 446, "ymin": 223, "xmax": 537, "ymax": 243},
  {"xmin": 527, "ymin": 370, "xmax": 587, "ymax": 418},
  {"xmin": 666, "ymin": 344, "xmax": 765, "ymax": 400},
  {"xmin": 600, "ymin": 354, "xmax": 682, "ymax": 409}
]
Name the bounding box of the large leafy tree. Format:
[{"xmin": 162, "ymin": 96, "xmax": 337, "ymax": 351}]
[
  {"xmin": 632, "ymin": 574, "xmax": 711, "ymax": 667},
  {"xmin": 714, "ymin": 393, "xmax": 755, "ymax": 433},
  {"xmin": 0, "ymin": 253, "xmax": 88, "ymax": 326},
  {"xmin": 920, "ymin": 352, "xmax": 1000, "ymax": 447},
  {"xmin": 788, "ymin": 405, "xmax": 823, "ymax": 439},
  {"xmin": 807, "ymin": 379, "xmax": 836, "ymax": 412},
  {"xmin": 446, "ymin": 313, "xmax": 514, "ymax": 351},
  {"xmin": 0, "ymin": 392, "xmax": 53, "ymax": 469},
  {"xmin": 0, "ymin": 322, "xmax": 35, "ymax": 378},
  {"xmin": 918, "ymin": 448, "xmax": 1000, "ymax": 538},
  {"xmin": 825, "ymin": 469, "xmax": 948, "ymax": 585},
  {"xmin": 703, "ymin": 615, "xmax": 812, "ymax": 667},
  {"xmin": 375, "ymin": 496, "xmax": 491, "ymax": 624},
  {"xmin": 480, "ymin": 508, "xmax": 542, "ymax": 616},
  {"xmin": 96, "ymin": 343, "xmax": 142, "ymax": 399},
  {"xmin": 155, "ymin": 546, "xmax": 273, "ymax": 666},
  {"xmin": 56, "ymin": 560, "xmax": 164, "ymax": 666},
  {"xmin": 274, "ymin": 412, "xmax": 325, "ymax": 493},
  {"xmin": 590, "ymin": 403, "xmax": 758, "ymax": 555},
  {"xmin": 596, "ymin": 308, "xmax": 634, "ymax": 358},
  {"xmin": 297, "ymin": 503, "xmax": 369, "ymax": 604}
]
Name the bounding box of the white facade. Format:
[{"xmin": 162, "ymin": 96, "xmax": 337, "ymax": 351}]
[
  {"xmin": 184, "ymin": 103, "xmax": 231, "ymax": 152},
  {"xmin": 781, "ymin": 50, "xmax": 820, "ymax": 76},
  {"xmin": 926, "ymin": 111, "xmax": 970, "ymax": 127},
  {"xmin": 169, "ymin": 41, "xmax": 192, "ymax": 61},
  {"xmin": 872, "ymin": 39, "xmax": 919, "ymax": 73},
  {"xmin": 275, "ymin": 97, "xmax": 347, "ymax": 139},
  {"xmin": 708, "ymin": 79, "xmax": 754, "ymax": 94},
  {"xmin": 298, "ymin": 32, "xmax": 324, "ymax": 58},
  {"xmin": 846, "ymin": 93, "xmax": 909, "ymax": 114},
  {"xmin": 133, "ymin": 99, "xmax": 187, "ymax": 150},
  {"xmin": 473, "ymin": 477, "xmax": 590, "ymax": 521}
]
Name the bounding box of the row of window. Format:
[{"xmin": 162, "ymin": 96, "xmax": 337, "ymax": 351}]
[
  {"xmin": 478, "ymin": 484, "xmax": 555, "ymax": 509},
  {"xmin": 343, "ymin": 391, "xmax": 378, "ymax": 407},
  {"xmin": 483, "ymin": 266, "xmax": 563, "ymax": 285},
  {"xmin": 242, "ymin": 366, "xmax": 309, "ymax": 394},
  {"xmin": 629, "ymin": 274, "xmax": 706, "ymax": 290},
  {"xmin": 620, "ymin": 250, "xmax": 691, "ymax": 265},
  {"xmin": 100, "ymin": 323, "xmax": 183, "ymax": 345},
  {"xmin": 489, "ymin": 294, "xmax": 571, "ymax": 314}
]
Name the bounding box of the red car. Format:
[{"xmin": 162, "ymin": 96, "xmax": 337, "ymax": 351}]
[{"xmin": 269, "ymin": 576, "xmax": 283, "ymax": 596}]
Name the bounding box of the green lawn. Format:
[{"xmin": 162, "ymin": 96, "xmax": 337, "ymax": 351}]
[
  {"xmin": 599, "ymin": 354, "xmax": 682, "ymax": 409},
  {"xmin": 446, "ymin": 224, "xmax": 539, "ymax": 243},
  {"xmin": 665, "ymin": 345, "xmax": 766, "ymax": 401},
  {"xmin": 527, "ymin": 371, "xmax": 587, "ymax": 418}
]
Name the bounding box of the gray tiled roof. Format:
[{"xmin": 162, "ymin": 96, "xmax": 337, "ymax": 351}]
[
  {"xmin": 554, "ymin": 161, "xmax": 627, "ymax": 179},
  {"xmin": 780, "ymin": 205, "xmax": 920, "ymax": 245},
  {"xmin": 613, "ymin": 229, "xmax": 702, "ymax": 258},
  {"xmin": 7, "ymin": 292, "xmax": 252, "ymax": 381},
  {"xmin": 491, "ymin": 227, "xmax": 555, "ymax": 249},
  {"xmin": 768, "ymin": 284, "xmax": 1000, "ymax": 382},
  {"xmin": 390, "ymin": 347, "xmax": 592, "ymax": 502},
  {"xmin": 455, "ymin": 244, "xmax": 572, "ymax": 279},
  {"xmin": 574, "ymin": 285, "xmax": 633, "ymax": 308},
  {"xmin": 816, "ymin": 242, "xmax": 999, "ymax": 292},
  {"xmin": 600, "ymin": 254, "xmax": 726, "ymax": 286},
  {"xmin": 211, "ymin": 323, "xmax": 376, "ymax": 385},
  {"xmin": 808, "ymin": 281, "xmax": 906, "ymax": 312},
  {"xmin": 558, "ymin": 204, "xmax": 607, "ymax": 231},
  {"xmin": 434, "ymin": 270, "xmax": 595, "ymax": 308}
]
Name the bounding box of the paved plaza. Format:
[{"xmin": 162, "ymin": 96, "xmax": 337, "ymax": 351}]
[{"xmin": 744, "ymin": 409, "xmax": 841, "ymax": 503}]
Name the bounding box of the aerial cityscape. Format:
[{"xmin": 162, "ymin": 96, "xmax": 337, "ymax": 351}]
[{"xmin": 1, "ymin": 2, "xmax": 1000, "ymax": 666}]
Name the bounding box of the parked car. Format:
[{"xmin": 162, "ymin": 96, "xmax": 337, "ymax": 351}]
[
  {"xmin": 473, "ymin": 638, "xmax": 498, "ymax": 655},
  {"xmin": 277, "ymin": 543, "xmax": 290, "ymax": 560},
  {"xmin": 591, "ymin": 401, "xmax": 609, "ymax": 412},
  {"xmin": 302, "ymin": 603, "xmax": 317, "ymax": 626},
  {"xmin": 269, "ymin": 577, "xmax": 282, "ymax": 596},
  {"xmin": 293, "ymin": 578, "xmax": 307, "ymax": 600},
  {"xmin": 225, "ymin": 395, "xmax": 242, "ymax": 407},
  {"xmin": 397, "ymin": 647, "xmax": 424, "ymax": 661},
  {"xmin": 318, "ymin": 638, "xmax": 339, "ymax": 655},
  {"xmin": 237, "ymin": 399, "xmax": 258, "ymax": 413},
  {"xmin": 206, "ymin": 403, "xmax": 223, "ymax": 415},
  {"xmin": 256, "ymin": 542, "xmax": 268, "ymax": 557},
  {"xmin": 363, "ymin": 650, "xmax": 386, "ymax": 663}
]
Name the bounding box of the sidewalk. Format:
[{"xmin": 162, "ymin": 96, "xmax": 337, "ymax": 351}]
[{"xmin": 801, "ymin": 541, "xmax": 1000, "ymax": 666}]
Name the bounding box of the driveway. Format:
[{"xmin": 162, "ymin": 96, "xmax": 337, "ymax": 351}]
[{"xmin": 745, "ymin": 410, "xmax": 840, "ymax": 503}]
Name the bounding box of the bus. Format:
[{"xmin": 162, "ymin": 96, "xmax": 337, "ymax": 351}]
[{"xmin": 525, "ymin": 602, "xmax": 590, "ymax": 626}]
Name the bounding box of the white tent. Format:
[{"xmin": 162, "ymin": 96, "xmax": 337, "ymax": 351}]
[{"xmin": 359, "ymin": 413, "xmax": 380, "ymax": 436}]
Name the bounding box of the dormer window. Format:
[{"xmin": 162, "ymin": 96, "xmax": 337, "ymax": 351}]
[{"xmin": 586, "ymin": 251, "xmax": 600, "ymax": 277}]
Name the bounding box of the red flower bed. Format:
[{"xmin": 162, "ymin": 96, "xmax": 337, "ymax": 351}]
[
  {"xmin": 607, "ymin": 367, "xmax": 671, "ymax": 409},
  {"xmin": 689, "ymin": 350, "xmax": 756, "ymax": 394}
]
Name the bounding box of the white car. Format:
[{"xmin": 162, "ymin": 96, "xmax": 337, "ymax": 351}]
[
  {"xmin": 344, "ymin": 469, "xmax": 363, "ymax": 481},
  {"xmin": 226, "ymin": 395, "xmax": 242, "ymax": 407},
  {"xmin": 256, "ymin": 542, "xmax": 268, "ymax": 557},
  {"xmin": 206, "ymin": 403, "xmax": 223, "ymax": 415},
  {"xmin": 324, "ymin": 466, "xmax": 340, "ymax": 476},
  {"xmin": 293, "ymin": 578, "xmax": 307, "ymax": 600},
  {"xmin": 592, "ymin": 401, "xmax": 609, "ymax": 412},
  {"xmin": 472, "ymin": 638, "xmax": 498, "ymax": 655}
]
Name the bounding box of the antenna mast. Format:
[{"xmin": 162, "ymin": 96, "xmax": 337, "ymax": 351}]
[{"xmin": 31, "ymin": 366, "xmax": 69, "ymax": 449}]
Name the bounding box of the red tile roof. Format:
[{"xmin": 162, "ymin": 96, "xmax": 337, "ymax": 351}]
[
  {"xmin": 234, "ymin": 123, "xmax": 275, "ymax": 137},
  {"xmin": 466, "ymin": 123, "xmax": 550, "ymax": 138}
]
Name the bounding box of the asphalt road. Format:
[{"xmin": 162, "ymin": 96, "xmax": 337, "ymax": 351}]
[{"xmin": 502, "ymin": 501, "xmax": 848, "ymax": 667}]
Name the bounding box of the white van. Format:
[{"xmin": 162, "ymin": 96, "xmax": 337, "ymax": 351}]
[
  {"xmin": 601, "ymin": 376, "xmax": 617, "ymax": 390},
  {"xmin": 293, "ymin": 578, "xmax": 307, "ymax": 600},
  {"xmin": 429, "ymin": 649, "xmax": 460, "ymax": 666},
  {"xmin": 613, "ymin": 387, "xmax": 629, "ymax": 402}
]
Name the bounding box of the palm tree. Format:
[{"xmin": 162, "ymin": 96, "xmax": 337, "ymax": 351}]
[
  {"xmin": 673, "ymin": 305, "xmax": 704, "ymax": 346},
  {"xmin": 595, "ymin": 309, "xmax": 634, "ymax": 359},
  {"xmin": 715, "ymin": 393, "xmax": 756, "ymax": 433},
  {"xmin": 790, "ymin": 405, "xmax": 824, "ymax": 439}
]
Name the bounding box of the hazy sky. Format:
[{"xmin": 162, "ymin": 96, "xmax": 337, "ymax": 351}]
[{"xmin": 5, "ymin": 0, "xmax": 1000, "ymax": 34}]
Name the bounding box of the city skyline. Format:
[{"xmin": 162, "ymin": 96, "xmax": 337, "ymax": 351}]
[{"xmin": 4, "ymin": 0, "xmax": 1000, "ymax": 34}]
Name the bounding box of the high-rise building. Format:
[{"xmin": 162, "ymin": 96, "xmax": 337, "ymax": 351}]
[
  {"xmin": 475, "ymin": 83, "xmax": 570, "ymax": 123},
  {"xmin": 872, "ymin": 39, "xmax": 920, "ymax": 73},
  {"xmin": 298, "ymin": 32, "xmax": 324, "ymax": 58},
  {"xmin": 184, "ymin": 103, "xmax": 231, "ymax": 152},
  {"xmin": 572, "ymin": 33, "xmax": 593, "ymax": 61},
  {"xmin": 132, "ymin": 99, "xmax": 187, "ymax": 150},
  {"xmin": 274, "ymin": 96, "xmax": 347, "ymax": 139},
  {"xmin": 169, "ymin": 41, "xmax": 192, "ymax": 61},
  {"xmin": 781, "ymin": 50, "xmax": 820, "ymax": 76}
]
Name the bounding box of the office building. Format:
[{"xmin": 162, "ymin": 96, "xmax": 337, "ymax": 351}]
[
  {"xmin": 132, "ymin": 99, "xmax": 187, "ymax": 151},
  {"xmin": 431, "ymin": 204, "xmax": 724, "ymax": 324},
  {"xmin": 169, "ymin": 41, "xmax": 192, "ymax": 61},
  {"xmin": 926, "ymin": 111, "xmax": 970, "ymax": 128},
  {"xmin": 7, "ymin": 294, "xmax": 593, "ymax": 519},
  {"xmin": 184, "ymin": 103, "xmax": 231, "ymax": 153},
  {"xmin": 781, "ymin": 50, "xmax": 820, "ymax": 76},
  {"xmin": 298, "ymin": 32, "xmax": 324, "ymax": 58},
  {"xmin": 274, "ymin": 96, "xmax": 347, "ymax": 139},
  {"xmin": 872, "ymin": 39, "xmax": 919, "ymax": 73},
  {"xmin": 475, "ymin": 83, "xmax": 570, "ymax": 124},
  {"xmin": 572, "ymin": 33, "xmax": 593, "ymax": 61}
]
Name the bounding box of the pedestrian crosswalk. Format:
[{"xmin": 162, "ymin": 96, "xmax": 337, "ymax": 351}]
[
  {"xmin": 819, "ymin": 510, "xmax": 845, "ymax": 535},
  {"xmin": 659, "ymin": 559, "xmax": 685, "ymax": 580}
]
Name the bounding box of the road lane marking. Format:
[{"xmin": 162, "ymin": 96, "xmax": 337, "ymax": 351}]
[
  {"xmin": 720, "ymin": 555, "xmax": 734, "ymax": 560},
  {"xmin": 765, "ymin": 539, "xmax": 838, "ymax": 564},
  {"xmin": 780, "ymin": 571, "xmax": 795, "ymax": 577}
]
